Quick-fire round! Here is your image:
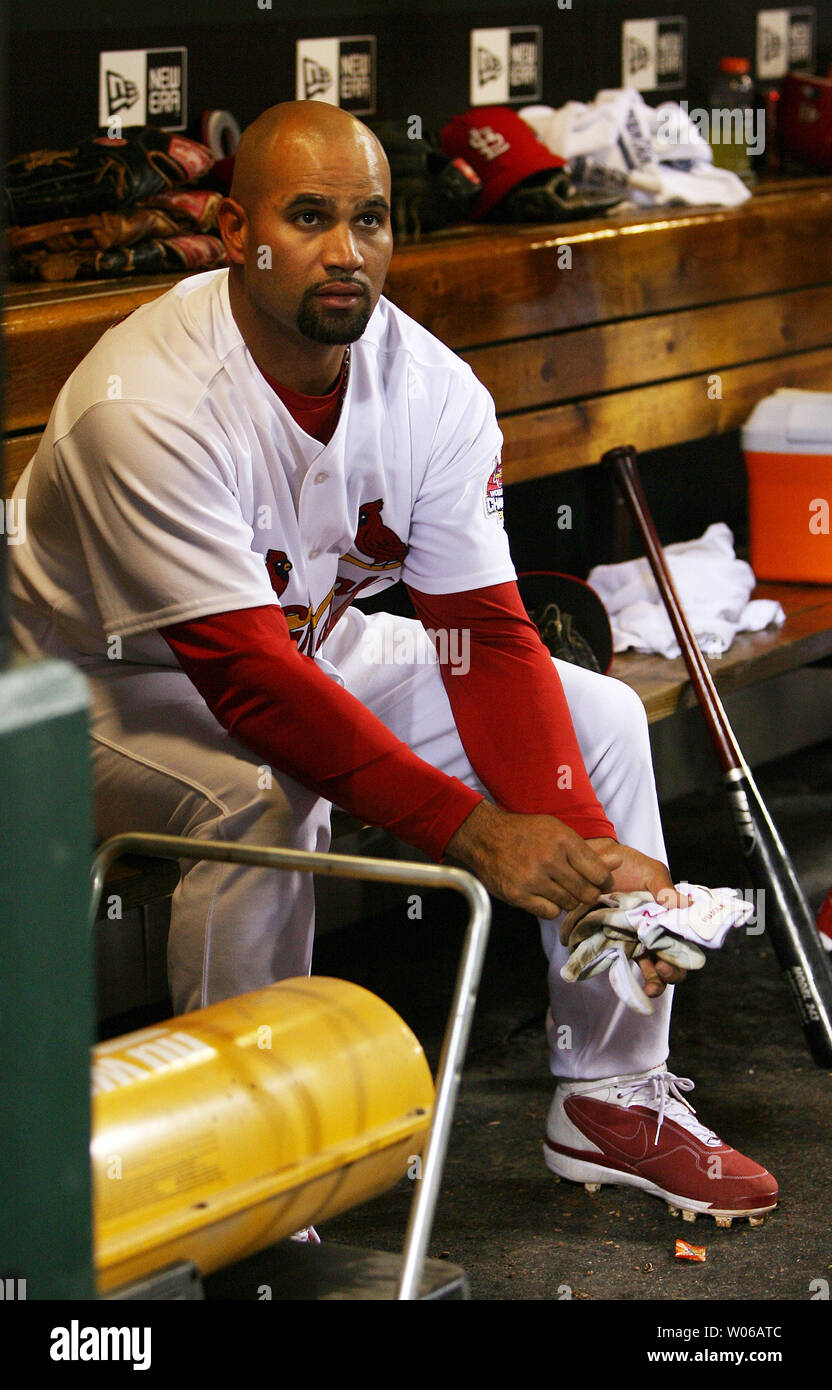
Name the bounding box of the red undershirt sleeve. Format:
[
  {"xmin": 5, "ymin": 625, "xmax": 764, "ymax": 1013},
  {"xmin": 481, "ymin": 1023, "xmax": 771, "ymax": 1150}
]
[
  {"xmin": 158, "ymin": 604, "xmax": 483, "ymax": 859},
  {"xmin": 407, "ymin": 580, "xmax": 617, "ymax": 840}
]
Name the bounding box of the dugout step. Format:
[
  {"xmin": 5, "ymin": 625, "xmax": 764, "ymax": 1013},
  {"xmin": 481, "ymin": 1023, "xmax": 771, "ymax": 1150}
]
[{"xmin": 202, "ymin": 1240, "xmax": 469, "ymax": 1301}]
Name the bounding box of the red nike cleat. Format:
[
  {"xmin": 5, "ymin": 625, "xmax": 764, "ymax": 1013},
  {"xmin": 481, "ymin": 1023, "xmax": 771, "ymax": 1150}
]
[{"xmin": 544, "ymin": 1063, "xmax": 777, "ymax": 1227}]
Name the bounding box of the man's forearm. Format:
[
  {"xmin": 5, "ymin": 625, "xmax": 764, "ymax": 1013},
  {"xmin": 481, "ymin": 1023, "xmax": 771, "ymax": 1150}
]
[
  {"xmin": 160, "ymin": 605, "xmax": 483, "ymax": 859},
  {"xmin": 408, "ymin": 581, "xmax": 617, "ymax": 839}
]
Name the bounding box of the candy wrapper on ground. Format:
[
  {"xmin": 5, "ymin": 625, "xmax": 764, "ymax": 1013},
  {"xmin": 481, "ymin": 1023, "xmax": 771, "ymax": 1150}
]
[{"xmin": 675, "ymin": 1238, "xmax": 707, "ymax": 1262}]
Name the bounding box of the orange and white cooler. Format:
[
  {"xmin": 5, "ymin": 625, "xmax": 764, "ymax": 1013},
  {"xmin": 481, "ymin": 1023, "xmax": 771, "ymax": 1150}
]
[{"xmin": 742, "ymin": 389, "xmax": 832, "ymax": 583}]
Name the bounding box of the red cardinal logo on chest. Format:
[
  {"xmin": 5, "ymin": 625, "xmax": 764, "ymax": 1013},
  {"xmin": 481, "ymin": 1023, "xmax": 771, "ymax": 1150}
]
[
  {"xmin": 355, "ymin": 498, "xmax": 407, "ymax": 565},
  {"xmin": 265, "ymin": 549, "xmax": 293, "ymax": 597}
]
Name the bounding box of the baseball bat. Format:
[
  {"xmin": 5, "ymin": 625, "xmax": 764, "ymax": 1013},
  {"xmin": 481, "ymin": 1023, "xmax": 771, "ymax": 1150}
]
[{"xmin": 604, "ymin": 443, "xmax": 832, "ymax": 1068}]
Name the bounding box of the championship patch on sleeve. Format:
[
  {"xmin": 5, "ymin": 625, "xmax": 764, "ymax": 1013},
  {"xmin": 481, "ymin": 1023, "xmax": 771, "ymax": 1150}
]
[{"xmin": 484, "ymin": 455, "xmax": 504, "ymax": 525}]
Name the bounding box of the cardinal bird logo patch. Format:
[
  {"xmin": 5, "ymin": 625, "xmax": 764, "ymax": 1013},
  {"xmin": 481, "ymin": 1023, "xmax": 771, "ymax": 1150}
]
[
  {"xmin": 349, "ymin": 498, "xmax": 408, "ymax": 570},
  {"xmin": 265, "ymin": 549, "xmax": 294, "ymax": 597},
  {"xmin": 484, "ymin": 455, "xmax": 504, "ymax": 524}
]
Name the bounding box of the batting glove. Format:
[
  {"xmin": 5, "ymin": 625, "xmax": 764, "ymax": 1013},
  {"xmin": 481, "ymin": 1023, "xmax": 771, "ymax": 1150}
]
[{"xmin": 560, "ymin": 885, "xmax": 755, "ymax": 1014}]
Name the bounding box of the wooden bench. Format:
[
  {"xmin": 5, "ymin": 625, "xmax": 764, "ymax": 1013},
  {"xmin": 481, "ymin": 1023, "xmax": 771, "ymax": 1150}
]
[
  {"xmin": 613, "ymin": 582, "xmax": 832, "ymax": 724},
  {"xmin": 5, "ymin": 174, "xmax": 832, "ymax": 919},
  {"xmin": 384, "ymin": 173, "xmax": 832, "ymax": 478},
  {"xmin": 7, "ymin": 175, "xmax": 832, "ymax": 487}
]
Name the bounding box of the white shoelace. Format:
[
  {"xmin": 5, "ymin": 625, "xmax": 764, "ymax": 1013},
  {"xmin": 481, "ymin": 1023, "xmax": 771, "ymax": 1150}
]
[{"xmin": 616, "ymin": 1071, "xmax": 722, "ymax": 1147}]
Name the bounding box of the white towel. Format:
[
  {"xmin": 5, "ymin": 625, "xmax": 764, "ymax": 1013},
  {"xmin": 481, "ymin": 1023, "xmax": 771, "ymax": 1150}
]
[
  {"xmin": 520, "ymin": 89, "xmax": 750, "ymax": 210},
  {"xmin": 588, "ymin": 523, "xmax": 785, "ymax": 659}
]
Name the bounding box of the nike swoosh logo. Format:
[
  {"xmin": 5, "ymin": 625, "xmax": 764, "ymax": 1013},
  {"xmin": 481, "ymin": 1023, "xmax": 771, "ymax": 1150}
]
[
  {"xmin": 567, "ymin": 1100, "xmax": 733, "ymax": 1176},
  {"xmin": 566, "ymin": 1099, "xmax": 654, "ymax": 1162}
]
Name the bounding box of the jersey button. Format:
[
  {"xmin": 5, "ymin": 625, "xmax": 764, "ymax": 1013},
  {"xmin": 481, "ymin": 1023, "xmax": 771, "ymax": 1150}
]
[
  {"xmin": 309, "ymin": 547, "xmax": 321, "ymax": 559},
  {"xmin": 314, "ymin": 471, "xmax": 328, "ymax": 484}
]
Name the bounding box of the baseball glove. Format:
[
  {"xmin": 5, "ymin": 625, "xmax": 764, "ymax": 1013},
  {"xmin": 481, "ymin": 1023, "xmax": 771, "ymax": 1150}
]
[
  {"xmin": 7, "ymin": 185, "xmax": 225, "ymax": 282},
  {"xmin": 560, "ymin": 885, "xmax": 755, "ymax": 1014},
  {"xmin": 9, "ymin": 233, "xmax": 226, "ymax": 283},
  {"xmin": 517, "ymin": 571, "xmax": 613, "ymax": 674},
  {"xmin": 529, "ymin": 601, "xmax": 601, "ymax": 672},
  {"xmin": 5, "ymin": 127, "xmax": 215, "ymax": 227},
  {"xmin": 490, "ymin": 167, "xmax": 624, "ymax": 222},
  {"xmin": 369, "ymin": 120, "xmax": 482, "ymax": 238}
]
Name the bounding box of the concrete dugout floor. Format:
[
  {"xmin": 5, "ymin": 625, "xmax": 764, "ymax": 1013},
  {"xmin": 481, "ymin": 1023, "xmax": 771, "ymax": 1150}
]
[{"xmin": 316, "ymin": 737, "xmax": 832, "ymax": 1301}]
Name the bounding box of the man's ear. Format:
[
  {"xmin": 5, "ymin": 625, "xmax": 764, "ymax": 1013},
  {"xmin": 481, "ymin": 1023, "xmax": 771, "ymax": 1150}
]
[{"xmin": 217, "ymin": 197, "xmax": 248, "ymax": 266}]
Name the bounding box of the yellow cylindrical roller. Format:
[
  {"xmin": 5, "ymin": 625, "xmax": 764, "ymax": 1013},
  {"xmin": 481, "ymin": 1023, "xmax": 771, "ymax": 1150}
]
[{"xmin": 92, "ymin": 977, "xmax": 434, "ymax": 1293}]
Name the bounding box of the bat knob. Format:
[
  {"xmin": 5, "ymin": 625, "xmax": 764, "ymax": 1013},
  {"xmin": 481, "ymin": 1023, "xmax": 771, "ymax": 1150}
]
[{"xmin": 601, "ymin": 444, "xmax": 637, "ymax": 470}]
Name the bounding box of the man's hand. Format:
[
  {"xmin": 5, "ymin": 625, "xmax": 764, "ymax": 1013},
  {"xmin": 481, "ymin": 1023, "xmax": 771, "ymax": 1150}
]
[
  {"xmin": 445, "ymin": 807, "xmax": 688, "ymax": 1002},
  {"xmin": 582, "ymin": 837, "xmax": 691, "ymax": 999},
  {"xmin": 584, "ymin": 837, "xmax": 683, "ymax": 905},
  {"xmin": 446, "ymin": 801, "xmax": 615, "ymax": 918}
]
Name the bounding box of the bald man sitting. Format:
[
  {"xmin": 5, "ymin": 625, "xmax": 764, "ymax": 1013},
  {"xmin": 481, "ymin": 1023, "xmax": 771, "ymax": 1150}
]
[{"xmin": 9, "ymin": 101, "xmax": 777, "ymax": 1228}]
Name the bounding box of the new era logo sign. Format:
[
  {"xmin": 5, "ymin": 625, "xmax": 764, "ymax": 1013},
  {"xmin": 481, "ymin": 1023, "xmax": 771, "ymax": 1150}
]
[
  {"xmin": 789, "ymin": 12, "xmax": 814, "ymax": 64},
  {"xmin": 470, "ymin": 27, "xmax": 541, "ymax": 105},
  {"xmin": 627, "ymin": 36, "xmax": 650, "ymax": 75},
  {"xmin": 622, "ymin": 18, "xmax": 686, "ymax": 91},
  {"xmin": 106, "ymin": 70, "xmax": 139, "ymax": 115},
  {"xmin": 757, "ymin": 8, "xmax": 815, "ymax": 80},
  {"xmin": 656, "ymin": 22, "xmax": 685, "ymax": 83},
  {"xmin": 761, "ymin": 26, "xmax": 783, "ymax": 63},
  {"xmin": 303, "ymin": 58, "xmax": 332, "ymax": 99},
  {"xmin": 477, "ymin": 48, "xmax": 502, "ymax": 86},
  {"xmin": 296, "ymin": 37, "xmax": 376, "ymax": 114},
  {"xmin": 99, "ymin": 48, "xmax": 187, "ymax": 130}
]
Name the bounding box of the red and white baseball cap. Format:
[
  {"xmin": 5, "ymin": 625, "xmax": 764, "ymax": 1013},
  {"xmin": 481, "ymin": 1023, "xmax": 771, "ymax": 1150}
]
[{"xmin": 440, "ymin": 106, "xmax": 567, "ymax": 218}]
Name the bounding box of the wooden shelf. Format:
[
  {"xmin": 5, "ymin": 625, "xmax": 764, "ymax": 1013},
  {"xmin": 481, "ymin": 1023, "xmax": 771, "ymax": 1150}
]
[
  {"xmin": 6, "ymin": 176, "xmax": 832, "ymax": 494},
  {"xmin": 611, "ymin": 582, "xmax": 832, "ymax": 724}
]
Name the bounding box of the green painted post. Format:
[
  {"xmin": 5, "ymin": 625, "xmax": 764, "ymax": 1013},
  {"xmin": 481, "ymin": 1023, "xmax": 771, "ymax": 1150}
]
[{"xmin": 0, "ymin": 658, "xmax": 96, "ymax": 1299}]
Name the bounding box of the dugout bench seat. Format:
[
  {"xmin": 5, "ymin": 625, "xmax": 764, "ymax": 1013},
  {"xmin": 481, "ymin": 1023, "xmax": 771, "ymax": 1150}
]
[{"xmin": 5, "ymin": 172, "xmax": 832, "ymax": 952}]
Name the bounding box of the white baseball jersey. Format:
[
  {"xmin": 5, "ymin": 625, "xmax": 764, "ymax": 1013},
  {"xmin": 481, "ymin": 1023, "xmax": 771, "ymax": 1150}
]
[{"xmin": 10, "ymin": 267, "xmax": 515, "ymax": 670}]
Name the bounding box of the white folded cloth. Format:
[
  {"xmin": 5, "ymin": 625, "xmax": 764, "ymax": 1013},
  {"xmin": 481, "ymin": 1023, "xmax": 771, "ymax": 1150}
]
[
  {"xmin": 588, "ymin": 522, "xmax": 785, "ymax": 659},
  {"xmin": 520, "ymin": 88, "xmax": 751, "ymax": 209}
]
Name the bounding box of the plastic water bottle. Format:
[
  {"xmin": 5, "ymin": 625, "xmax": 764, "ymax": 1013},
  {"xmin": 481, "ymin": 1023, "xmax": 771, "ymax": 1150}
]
[{"xmin": 709, "ymin": 57, "xmax": 755, "ymax": 182}]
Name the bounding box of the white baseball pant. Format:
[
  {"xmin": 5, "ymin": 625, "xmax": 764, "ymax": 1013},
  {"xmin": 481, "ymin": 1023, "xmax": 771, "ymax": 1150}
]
[{"xmin": 87, "ymin": 606, "xmax": 672, "ymax": 1078}]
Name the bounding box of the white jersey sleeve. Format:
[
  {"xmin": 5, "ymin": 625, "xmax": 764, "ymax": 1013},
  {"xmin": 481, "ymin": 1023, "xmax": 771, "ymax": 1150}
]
[
  {"xmin": 400, "ymin": 363, "xmax": 517, "ymax": 595},
  {"xmin": 55, "ymin": 399, "xmax": 277, "ymax": 637}
]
